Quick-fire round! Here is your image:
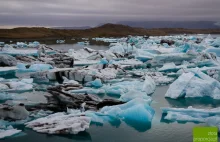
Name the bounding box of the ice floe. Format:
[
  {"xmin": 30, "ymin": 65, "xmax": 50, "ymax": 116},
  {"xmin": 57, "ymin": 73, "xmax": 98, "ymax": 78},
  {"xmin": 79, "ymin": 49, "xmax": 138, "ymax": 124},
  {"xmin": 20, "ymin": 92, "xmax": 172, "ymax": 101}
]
[
  {"xmin": 0, "ymin": 126, "xmax": 21, "ymax": 139},
  {"xmin": 161, "ymin": 106, "xmax": 220, "ymax": 131},
  {"xmin": 26, "ymin": 112, "xmax": 91, "ymax": 134},
  {"xmin": 165, "ymin": 70, "xmax": 220, "ymax": 99}
]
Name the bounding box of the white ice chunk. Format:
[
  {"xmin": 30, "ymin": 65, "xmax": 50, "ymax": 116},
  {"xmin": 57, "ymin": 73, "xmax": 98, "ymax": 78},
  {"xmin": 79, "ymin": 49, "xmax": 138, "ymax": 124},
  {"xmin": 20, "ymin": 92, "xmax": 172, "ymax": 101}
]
[
  {"xmin": 162, "ymin": 106, "xmax": 220, "ymax": 131},
  {"xmin": 0, "ymin": 104, "xmax": 29, "ymax": 120},
  {"xmin": 142, "ymin": 75, "xmax": 156, "ymax": 95},
  {"xmin": 26, "ymin": 112, "xmax": 91, "ymax": 134},
  {"xmin": 165, "ymin": 71, "xmax": 220, "ymax": 99},
  {"xmin": 0, "ymin": 126, "xmax": 21, "ymax": 139}
]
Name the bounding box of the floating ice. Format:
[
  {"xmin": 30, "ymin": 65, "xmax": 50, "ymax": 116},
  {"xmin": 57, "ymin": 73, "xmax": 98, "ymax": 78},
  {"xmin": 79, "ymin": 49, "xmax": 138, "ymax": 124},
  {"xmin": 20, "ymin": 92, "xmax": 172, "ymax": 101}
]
[
  {"xmin": 0, "ymin": 54, "xmax": 17, "ymax": 67},
  {"xmin": 165, "ymin": 71, "xmax": 220, "ymax": 99},
  {"xmin": 0, "ymin": 84, "xmax": 9, "ymax": 91},
  {"xmin": 0, "ymin": 104, "xmax": 29, "ymax": 120},
  {"xmin": 0, "ymin": 126, "xmax": 21, "ymax": 139},
  {"xmin": 17, "ymin": 63, "xmax": 53, "ymax": 73},
  {"xmin": 158, "ymin": 62, "xmax": 180, "ymax": 72},
  {"xmin": 210, "ymin": 37, "xmax": 220, "ymax": 47},
  {"xmin": 151, "ymin": 53, "xmax": 195, "ymax": 66},
  {"xmin": 135, "ymin": 49, "xmax": 155, "ymax": 62},
  {"xmin": 130, "ymin": 70, "xmax": 174, "ymax": 85},
  {"xmin": 109, "ymin": 43, "xmax": 136, "ymax": 56},
  {"xmin": 206, "ymin": 48, "xmax": 220, "ymax": 57},
  {"xmin": 1, "ymin": 46, "xmax": 55, "ymax": 56},
  {"xmin": 206, "ymin": 117, "xmax": 220, "ymax": 132},
  {"xmin": 77, "ymin": 41, "xmax": 89, "ymax": 45},
  {"xmin": 85, "ymin": 78, "xmax": 103, "ymax": 88},
  {"xmin": 28, "ymin": 41, "xmax": 40, "ymax": 48},
  {"xmin": 56, "ymin": 40, "xmax": 65, "ymax": 44},
  {"xmin": 100, "ymin": 98, "xmax": 155, "ymax": 124},
  {"xmin": 142, "ymin": 75, "xmax": 156, "ymax": 95},
  {"xmin": 16, "ymin": 42, "xmax": 28, "ymax": 48},
  {"xmin": 5, "ymin": 78, "xmax": 33, "ymax": 91},
  {"xmin": 175, "ymin": 43, "xmax": 206, "ymax": 53},
  {"xmin": 161, "ymin": 106, "xmax": 220, "ymax": 131},
  {"xmin": 26, "ymin": 112, "xmax": 91, "ymax": 134},
  {"xmin": 119, "ymin": 90, "xmax": 152, "ymax": 102},
  {"xmin": 103, "ymin": 76, "xmax": 155, "ymax": 96}
]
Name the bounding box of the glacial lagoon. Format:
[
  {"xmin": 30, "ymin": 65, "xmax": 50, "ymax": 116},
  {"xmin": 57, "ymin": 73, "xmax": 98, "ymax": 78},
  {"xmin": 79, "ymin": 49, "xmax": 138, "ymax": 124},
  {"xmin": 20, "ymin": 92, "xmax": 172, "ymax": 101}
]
[{"xmin": 0, "ymin": 35, "xmax": 220, "ymax": 142}]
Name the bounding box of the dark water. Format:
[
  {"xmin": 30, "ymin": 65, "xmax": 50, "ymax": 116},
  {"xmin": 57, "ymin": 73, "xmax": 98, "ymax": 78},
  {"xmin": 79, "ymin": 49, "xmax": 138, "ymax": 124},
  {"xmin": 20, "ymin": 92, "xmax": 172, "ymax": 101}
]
[{"xmin": 3, "ymin": 86, "xmax": 220, "ymax": 142}]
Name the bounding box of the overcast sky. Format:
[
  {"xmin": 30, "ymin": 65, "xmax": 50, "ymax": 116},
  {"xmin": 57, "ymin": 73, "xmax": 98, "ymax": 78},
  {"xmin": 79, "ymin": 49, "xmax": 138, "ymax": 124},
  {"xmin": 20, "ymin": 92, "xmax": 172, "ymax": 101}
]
[{"xmin": 0, "ymin": 0, "xmax": 220, "ymax": 28}]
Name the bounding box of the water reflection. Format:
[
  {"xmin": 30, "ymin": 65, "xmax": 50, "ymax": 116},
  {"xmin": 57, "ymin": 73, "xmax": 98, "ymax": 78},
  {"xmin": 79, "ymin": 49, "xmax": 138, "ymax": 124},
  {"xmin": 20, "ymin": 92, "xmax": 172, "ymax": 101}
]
[
  {"xmin": 124, "ymin": 119, "xmax": 152, "ymax": 132},
  {"xmin": 52, "ymin": 131, "xmax": 92, "ymax": 141}
]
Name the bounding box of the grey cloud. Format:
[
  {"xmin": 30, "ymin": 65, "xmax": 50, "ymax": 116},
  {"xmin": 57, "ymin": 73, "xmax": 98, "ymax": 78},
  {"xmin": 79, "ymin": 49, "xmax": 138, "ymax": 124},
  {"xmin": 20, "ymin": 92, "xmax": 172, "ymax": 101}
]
[{"xmin": 0, "ymin": 0, "xmax": 219, "ymax": 27}]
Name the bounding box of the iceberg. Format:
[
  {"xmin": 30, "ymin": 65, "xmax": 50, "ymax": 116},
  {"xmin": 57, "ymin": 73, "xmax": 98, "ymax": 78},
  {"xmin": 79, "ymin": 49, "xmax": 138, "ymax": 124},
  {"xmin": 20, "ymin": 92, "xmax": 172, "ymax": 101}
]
[
  {"xmin": 158, "ymin": 62, "xmax": 180, "ymax": 72},
  {"xmin": 17, "ymin": 63, "xmax": 53, "ymax": 73},
  {"xmin": 1, "ymin": 47, "xmax": 55, "ymax": 57},
  {"xmin": 142, "ymin": 75, "xmax": 156, "ymax": 95},
  {"xmin": 206, "ymin": 117, "xmax": 220, "ymax": 132},
  {"xmin": 100, "ymin": 98, "xmax": 155, "ymax": 124},
  {"xmin": 165, "ymin": 71, "xmax": 220, "ymax": 99},
  {"xmin": 151, "ymin": 53, "xmax": 195, "ymax": 66},
  {"xmin": 0, "ymin": 104, "xmax": 29, "ymax": 120},
  {"xmin": 130, "ymin": 70, "xmax": 174, "ymax": 85},
  {"xmin": 108, "ymin": 43, "xmax": 136, "ymax": 56},
  {"xmin": 28, "ymin": 41, "xmax": 40, "ymax": 48},
  {"xmin": 175, "ymin": 43, "xmax": 206, "ymax": 53},
  {"xmin": 210, "ymin": 38, "xmax": 220, "ymax": 47},
  {"xmin": 206, "ymin": 48, "xmax": 220, "ymax": 57},
  {"xmin": 119, "ymin": 90, "xmax": 152, "ymax": 103},
  {"xmin": 161, "ymin": 106, "xmax": 220, "ymax": 131},
  {"xmin": 103, "ymin": 76, "xmax": 155, "ymax": 96},
  {"xmin": 26, "ymin": 112, "xmax": 91, "ymax": 134},
  {"xmin": 4, "ymin": 78, "xmax": 33, "ymax": 91},
  {"xmin": 135, "ymin": 49, "xmax": 155, "ymax": 62},
  {"xmin": 85, "ymin": 78, "xmax": 103, "ymax": 88},
  {"xmin": 202, "ymin": 34, "xmax": 214, "ymax": 45},
  {"xmin": 56, "ymin": 40, "xmax": 65, "ymax": 44},
  {"xmin": 16, "ymin": 42, "xmax": 28, "ymax": 48},
  {"xmin": 0, "ymin": 55, "xmax": 17, "ymax": 67},
  {"xmin": 0, "ymin": 67, "xmax": 17, "ymax": 75},
  {"xmin": 0, "ymin": 126, "xmax": 21, "ymax": 139}
]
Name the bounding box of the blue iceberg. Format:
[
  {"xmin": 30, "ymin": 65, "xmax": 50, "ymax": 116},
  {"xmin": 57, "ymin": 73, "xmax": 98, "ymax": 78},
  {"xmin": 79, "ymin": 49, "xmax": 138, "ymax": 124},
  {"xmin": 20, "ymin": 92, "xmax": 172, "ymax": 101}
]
[
  {"xmin": 17, "ymin": 63, "xmax": 53, "ymax": 73},
  {"xmin": 85, "ymin": 78, "xmax": 103, "ymax": 88},
  {"xmin": 100, "ymin": 98, "xmax": 155, "ymax": 124},
  {"xmin": 165, "ymin": 70, "xmax": 220, "ymax": 99}
]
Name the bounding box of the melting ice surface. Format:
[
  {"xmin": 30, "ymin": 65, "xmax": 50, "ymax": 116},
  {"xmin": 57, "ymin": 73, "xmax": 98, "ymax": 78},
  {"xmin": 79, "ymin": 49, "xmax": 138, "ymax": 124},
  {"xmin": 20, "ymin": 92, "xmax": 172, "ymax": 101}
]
[{"xmin": 1, "ymin": 34, "xmax": 220, "ymax": 142}]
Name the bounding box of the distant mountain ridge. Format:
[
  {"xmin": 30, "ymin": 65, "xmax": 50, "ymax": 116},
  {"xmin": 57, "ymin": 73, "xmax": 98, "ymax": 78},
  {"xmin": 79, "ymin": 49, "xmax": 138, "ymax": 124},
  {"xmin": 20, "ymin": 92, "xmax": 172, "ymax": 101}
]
[
  {"xmin": 51, "ymin": 26, "xmax": 91, "ymax": 29},
  {"xmin": 1, "ymin": 23, "xmax": 220, "ymax": 39},
  {"xmin": 117, "ymin": 21, "xmax": 220, "ymax": 29}
]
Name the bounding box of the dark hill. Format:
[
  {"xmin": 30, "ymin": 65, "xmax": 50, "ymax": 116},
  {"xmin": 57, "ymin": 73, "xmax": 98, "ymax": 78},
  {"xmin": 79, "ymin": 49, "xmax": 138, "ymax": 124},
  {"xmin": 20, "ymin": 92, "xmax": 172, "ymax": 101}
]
[{"xmin": 0, "ymin": 23, "xmax": 220, "ymax": 39}]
